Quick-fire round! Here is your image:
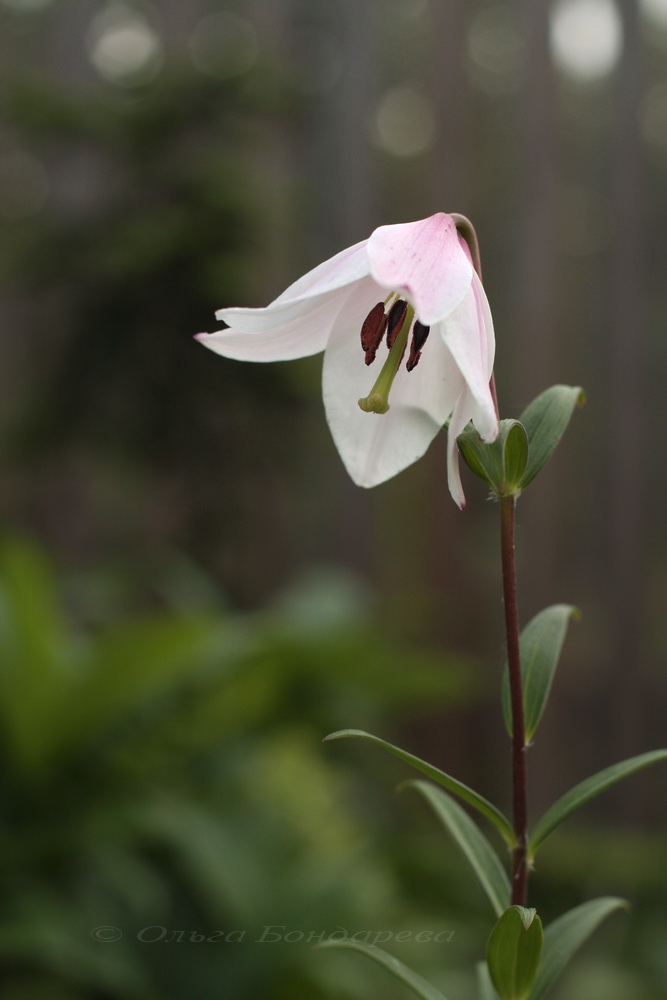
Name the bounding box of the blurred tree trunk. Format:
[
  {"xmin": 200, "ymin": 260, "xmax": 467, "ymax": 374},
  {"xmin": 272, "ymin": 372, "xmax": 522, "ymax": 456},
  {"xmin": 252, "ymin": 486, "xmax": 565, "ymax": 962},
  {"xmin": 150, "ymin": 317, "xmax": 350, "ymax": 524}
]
[
  {"xmin": 515, "ymin": 0, "xmax": 559, "ymax": 613},
  {"xmin": 250, "ymin": 0, "xmax": 295, "ymax": 296},
  {"xmin": 314, "ymin": 0, "xmax": 378, "ymax": 249},
  {"xmin": 608, "ymin": 0, "xmax": 648, "ymax": 769},
  {"xmin": 430, "ymin": 0, "xmax": 468, "ymax": 209},
  {"xmin": 298, "ymin": 0, "xmax": 379, "ymax": 573}
]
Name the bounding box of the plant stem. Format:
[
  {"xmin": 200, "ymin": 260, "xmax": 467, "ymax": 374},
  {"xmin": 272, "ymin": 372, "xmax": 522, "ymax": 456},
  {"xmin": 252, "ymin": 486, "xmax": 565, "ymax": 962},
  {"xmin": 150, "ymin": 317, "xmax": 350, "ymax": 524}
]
[
  {"xmin": 499, "ymin": 494, "xmax": 529, "ymax": 905},
  {"xmin": 454, "ymin": 213, "xmax": 523, "ymax": 892}
]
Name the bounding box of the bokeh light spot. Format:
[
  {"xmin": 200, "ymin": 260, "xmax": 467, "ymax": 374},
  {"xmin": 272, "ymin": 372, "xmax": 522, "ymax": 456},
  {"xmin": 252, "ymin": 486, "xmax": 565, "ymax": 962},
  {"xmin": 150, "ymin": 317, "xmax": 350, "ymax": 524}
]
[
  {"xmin": 466, "ymin": 4, "xmax": 524, "ymax": 96},
  {"xmin": 374, "ymin": 86, "xmax": 436, "ymax": 158},
  {"xmin": 87, "ymin": 3, "xmax": 163, "ymax": 86},
  {"xmin": 640, "ymin": 0, "xmax": 667, "ymax": 29},
  {"xmin": 550, "ymin": 0, "xmax": 623, "ymax": 81}
]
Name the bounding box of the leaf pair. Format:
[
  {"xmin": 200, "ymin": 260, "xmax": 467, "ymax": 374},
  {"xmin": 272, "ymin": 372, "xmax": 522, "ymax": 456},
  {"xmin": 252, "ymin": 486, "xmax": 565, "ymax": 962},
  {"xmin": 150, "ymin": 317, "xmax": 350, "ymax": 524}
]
[
  {"xmin": 499, "ymin": 603, "xmax": 667, "ymax": 860},
  {"xmin": 325, "ymin": 729, "xmax": 667, "ymax": 865},
  {"xmin": 477, "ymin": 896, "xmax": 628, "ymax": 1000},
  {"xmin": 458, "ymin": 384, "xmax": 585, "ymax": 498},
  {"xmin": 323, "ymin": 729, "xmax": 515, "ymax": 847},
  {"xmin": 323, "ymin": 728, "xmax": 666, "ymax": 1000},
  {"xmin": 486, "ymin": 905, "xmax": 543, "ymax": 1000},
  {"xmin": 318, "ymin": 897, "xmax": 627, "ymax": 1000}
]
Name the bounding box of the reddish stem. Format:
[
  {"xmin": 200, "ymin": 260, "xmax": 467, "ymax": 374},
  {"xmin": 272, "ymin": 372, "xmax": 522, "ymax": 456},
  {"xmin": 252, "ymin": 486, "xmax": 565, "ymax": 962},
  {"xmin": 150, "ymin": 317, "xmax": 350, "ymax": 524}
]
[
  {"xmin": 500, "ymin": 495, "xmax": 529, "ymax": 905},
  {"xmin": 453, "ymin": 213, "xmax": 526, "ymax": 897}
]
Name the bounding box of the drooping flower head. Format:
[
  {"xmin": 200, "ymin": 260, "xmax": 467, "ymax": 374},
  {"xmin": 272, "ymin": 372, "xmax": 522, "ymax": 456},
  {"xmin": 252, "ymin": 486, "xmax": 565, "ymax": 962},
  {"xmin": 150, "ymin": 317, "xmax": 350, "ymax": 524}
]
[{"xmin": 196, "ymin": 212, "xmax": 498, "ymax": 507}]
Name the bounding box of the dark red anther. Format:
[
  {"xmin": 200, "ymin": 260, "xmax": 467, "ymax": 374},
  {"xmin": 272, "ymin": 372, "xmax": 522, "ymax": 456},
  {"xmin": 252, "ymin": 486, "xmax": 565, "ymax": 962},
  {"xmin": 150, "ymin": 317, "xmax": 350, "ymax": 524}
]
[
  {"xmin": 386, "ymin": 299, "xmax": 408, "ymax": 349},
  {"xmin": 360, "ymin": 302, "xmax": 388, "ymax": 365},
  {"xmin": 406, "ymin": 320, "xmax": 430, "ymax": 372}
]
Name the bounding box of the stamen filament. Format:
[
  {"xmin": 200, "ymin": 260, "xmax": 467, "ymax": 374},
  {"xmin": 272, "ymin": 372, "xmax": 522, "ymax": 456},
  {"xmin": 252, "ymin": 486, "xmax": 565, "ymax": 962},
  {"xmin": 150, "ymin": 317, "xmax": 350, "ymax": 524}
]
[{"xmin": 358, "ymin": 305, "xmax": 414, "ymax": 414}]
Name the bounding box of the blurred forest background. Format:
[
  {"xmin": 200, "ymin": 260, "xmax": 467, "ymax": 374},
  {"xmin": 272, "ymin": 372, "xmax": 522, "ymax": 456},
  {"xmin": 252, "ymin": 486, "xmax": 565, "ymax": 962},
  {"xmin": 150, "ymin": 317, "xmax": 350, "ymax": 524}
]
[{"xmin": 1, "ymin": 0, "xmax": 667, "ymax": 998}]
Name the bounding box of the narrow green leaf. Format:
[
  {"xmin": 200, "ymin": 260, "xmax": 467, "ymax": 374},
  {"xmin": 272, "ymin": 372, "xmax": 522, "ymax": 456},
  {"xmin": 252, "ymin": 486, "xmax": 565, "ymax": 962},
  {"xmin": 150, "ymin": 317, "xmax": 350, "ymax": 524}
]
[
  {"xmin": 519, "ymin": 385, "xmax": 585, "ymax": 488},
  {"xmin": 324, "ymin": 729, "xmax": 515, "ymax": 846},
  {"xmin": 316, "ymin": 939, "xmax": 451, "ymax": 1000},
  {"xmin": 529, "ymin": 750, "xmax": 667, "ymax": 856},
  {"xmin": 404, "ymin": 781, "xmax": 510, "ymax": 916},
  {"xmin": 529, "ymin": 897, "xmax": 627, "ymax": 1000},
  {"xmin": 487, "ymin": 906, "xmax": 543, "ymax": 1000},
  {"xmin": 477, "ymin": 962, "xmax": 500, "ymax": 1000},
  {"xmin": 502, "ymin": 605, "xmax": 579, "ymax": 742}
]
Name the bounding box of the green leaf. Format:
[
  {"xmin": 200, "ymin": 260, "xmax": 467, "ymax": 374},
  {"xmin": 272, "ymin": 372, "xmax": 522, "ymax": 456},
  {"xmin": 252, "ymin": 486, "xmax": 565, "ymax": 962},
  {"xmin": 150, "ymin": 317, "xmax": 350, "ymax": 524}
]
[
  {"xmin": 457, "ymin": 426, "xmax": 497, "ymax": 485},
  {"xmin": 404, "ymin": 781, "xmax": 510, "ymax": 916},
  {"xmin": 458, "ymin": 419, "xmax": 529, "ymax": 498},
  {"xmin": 502, "ymin": 605, "xmax": 579, "ymax": 742},
  {"xmin": 324, "ymin": 729, "xmax": 515, "ymax": 846},
  {"xmin": 316, "ymin": 939, "xmax": 451, "ymax": 1000},
  {"xmin": 487, "ymin": 906, "xmax": 543, "ymax": 1000},
  {"xmin": 519, "ymin": 385, "xmax": 585, "ymax": 488},
  {"xmin": 529, "ymin": 749, "xmax": 667, "ymax": 857},
  {"xmin": 529, "ymin": 897, "xmax": 627, "ymax": 1000},
  {"xmin": 503, "ymin": 422, "xmax": 530, "ymax": 490}
]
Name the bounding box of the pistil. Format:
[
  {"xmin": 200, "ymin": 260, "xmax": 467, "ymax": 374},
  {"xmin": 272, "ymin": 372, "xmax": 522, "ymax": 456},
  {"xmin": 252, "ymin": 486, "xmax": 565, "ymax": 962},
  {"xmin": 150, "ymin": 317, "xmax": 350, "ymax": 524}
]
[{"xmin": 358, "ymin": 302, "xmax": 414, "ymax": 414}]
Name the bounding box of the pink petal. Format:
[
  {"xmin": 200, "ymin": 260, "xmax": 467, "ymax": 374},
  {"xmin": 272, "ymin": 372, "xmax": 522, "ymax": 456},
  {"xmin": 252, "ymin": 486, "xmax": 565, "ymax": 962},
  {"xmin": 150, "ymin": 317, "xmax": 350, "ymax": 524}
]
[{"xmin": 367, "ymin": 213, "xmax": 473, "ymax": 326}]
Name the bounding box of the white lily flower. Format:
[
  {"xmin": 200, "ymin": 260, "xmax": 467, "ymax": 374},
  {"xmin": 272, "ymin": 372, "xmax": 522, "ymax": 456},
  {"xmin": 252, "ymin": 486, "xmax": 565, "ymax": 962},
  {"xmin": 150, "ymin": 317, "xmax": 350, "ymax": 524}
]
[{"xmin": 196, "ymin": 212, "xmax": 498, "ymax": 507}]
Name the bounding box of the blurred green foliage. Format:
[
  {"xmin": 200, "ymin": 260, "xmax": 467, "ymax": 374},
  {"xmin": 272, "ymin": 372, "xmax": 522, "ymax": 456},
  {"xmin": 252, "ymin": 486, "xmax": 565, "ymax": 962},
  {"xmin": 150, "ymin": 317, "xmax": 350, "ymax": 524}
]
[
  {"xmin": 0, "ymin": 533, "xmax": 482, "ymax": 999},
  {"xmin": 0, "ymin": 534, "xmax": 664, "ymax": 1000}
]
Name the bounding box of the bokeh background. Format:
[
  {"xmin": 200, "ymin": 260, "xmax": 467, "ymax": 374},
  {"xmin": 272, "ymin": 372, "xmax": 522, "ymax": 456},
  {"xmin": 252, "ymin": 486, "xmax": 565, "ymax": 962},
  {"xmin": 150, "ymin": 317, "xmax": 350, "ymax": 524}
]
[{"xmin": 1, "ymin": 0, "xmax": 667, "ymax": 997}]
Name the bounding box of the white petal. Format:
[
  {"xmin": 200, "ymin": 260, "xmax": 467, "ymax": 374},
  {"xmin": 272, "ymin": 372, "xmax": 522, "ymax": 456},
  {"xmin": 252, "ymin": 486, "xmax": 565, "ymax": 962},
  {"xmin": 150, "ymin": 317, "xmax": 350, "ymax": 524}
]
[
  {"xmin": 208, "ymin": 241, "xmax": 372, "ymax": 356},
  {"xmin": 367, "ymin": 213, "xmax": 473, "ymax": 325},
  {"xmin": 271, "ymin": 238, "xmax": 371, "ymax": 304},
  {"xmin": 198, "ymin": 284, "xmax": 360, "ymax": 361},
  {"xmin": 446, "ymin": 387, "xmax": 478, "ymax": 509},
  {"xmin": 215, "ymin": 242, "xmax": 370, "ymax": 330},
  {"xmin": 387, "ymin": 324, "xmax": 464, "ymax": 420},
  {"xmin": 322, "ymin": 283, "xmax": 463, "ymax": 487},
  {"xmin": 438, "ymin": 271, "xmax": 497, "ymax": 442},
  {"xmin": 216, "ymin": 284, "xmax": 347, "ymax": 334}
]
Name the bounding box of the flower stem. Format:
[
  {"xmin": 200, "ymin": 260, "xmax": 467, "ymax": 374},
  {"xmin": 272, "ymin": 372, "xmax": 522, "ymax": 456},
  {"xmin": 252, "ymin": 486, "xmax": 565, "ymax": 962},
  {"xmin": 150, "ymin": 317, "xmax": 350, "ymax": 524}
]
[
  {"xmin": 453, "ymin": 214, "xmax": 523, "ymax": 893},
  {"xmin": 499, "ymin": 494, "xmax": 529, "ymax": 905}
]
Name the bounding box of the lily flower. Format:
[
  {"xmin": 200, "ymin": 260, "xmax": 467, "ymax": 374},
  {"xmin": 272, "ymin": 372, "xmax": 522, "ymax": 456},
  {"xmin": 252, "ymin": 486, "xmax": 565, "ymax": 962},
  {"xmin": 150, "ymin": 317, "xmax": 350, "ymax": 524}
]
[{"xmin": 196, "ymin": 212, "xmax": 498, "ymax": 507}]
